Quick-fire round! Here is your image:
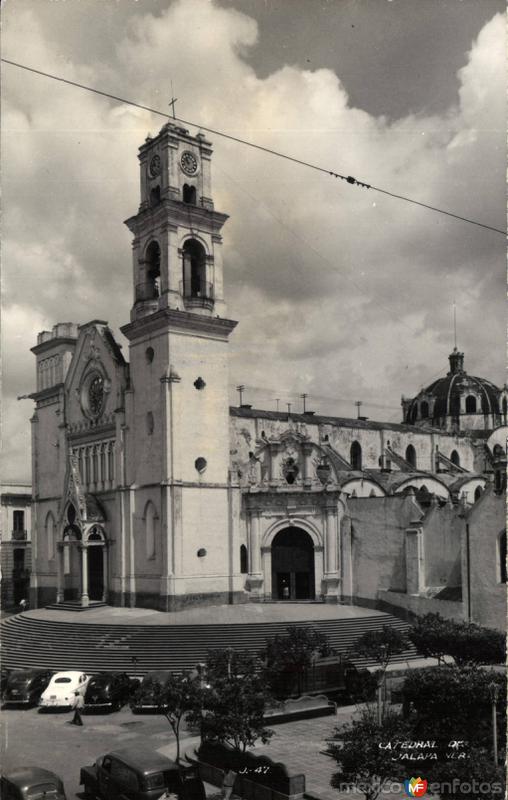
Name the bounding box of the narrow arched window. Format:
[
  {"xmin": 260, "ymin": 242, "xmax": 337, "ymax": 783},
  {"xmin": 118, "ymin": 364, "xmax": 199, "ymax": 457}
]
[
  {"xmin": 465, "ymin": 395, "xmax": 477, "ymax": 413},
  {"xmin": 145, "ymin": 502, "xmax": 157, "ymax": 560},
  {"xmin": 45, "ymin": 512, "xmax": 55, "ymax": 560},
  {"xmin": 183, "ymin": 184, "xmax": 197, "ymax": 204},
  {"xmin": 502, "ymin": 397, "xmax": 507, "ymax": 422},
  {"xmin": 150, "ymin": 186, "xmax": 161, "ymax": 207},
  {"xmin": 420, "ymin": 401, "xmax": 429, "ymax": 419},
  {"xmin": 474, "ymin": 486, "xmax": 482, "ymax": 502},
  {"xmin": 145, "ymin": 240, "xmax": 161, "ymax": 299},
  {"xmin": 405, "ymin": 444, "xmax": 417, "ymax": 469},
  {"xmin": 499, "ymin": 530, "xmax": 507, "ymax": 584},
  {"xmin": 182, "ymin": 239, "xmax": 207, "ymax": 299},
  {"xmin": 240, "ymin": 544, "xmax": 248, "ymax": 574},
  {"xmin": 350, "ymin": 441, "xmax": 362, "ymax": 470},
  {"xmin": 450, "ymin": 450, "xmax": 460, "ymax": 468}
]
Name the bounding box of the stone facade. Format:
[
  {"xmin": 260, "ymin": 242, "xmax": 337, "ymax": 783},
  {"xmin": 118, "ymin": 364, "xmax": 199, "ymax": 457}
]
[
  {"xmin": 27, "ymin": 123, "xmax": 506, "ymax": 628},
  {"xmin": 1, "ymin": 483, "xmax": 32, "ymax": 607}
]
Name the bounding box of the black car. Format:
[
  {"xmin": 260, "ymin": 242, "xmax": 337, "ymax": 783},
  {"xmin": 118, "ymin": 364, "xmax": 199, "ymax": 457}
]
[
  {"xmin": 1, "ymin": 668, "xmax": 11, "ymax": 697},
  {"xmin": 1, "ymin": 767, "xmax": 67, "ymax": 799},
  {"xmin": 80, "ymin": 745, "xmax": 205, "ymax": 800},
  {"xmin": 84, "ymin": 672, "xmax": 138, "ymax": 712},
  {"xmin": 3, "ymin": 669, "xmax": 52, "ymax": 707},
  {"xmin": 130, "ymin": 670, "xmax": 170, "ymax": 713}
]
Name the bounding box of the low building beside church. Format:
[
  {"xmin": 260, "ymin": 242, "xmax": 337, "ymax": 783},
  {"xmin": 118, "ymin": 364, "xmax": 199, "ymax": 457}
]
[{"xmin": 26, "ymin": 122, "xmax": 506, "ymax": 629}]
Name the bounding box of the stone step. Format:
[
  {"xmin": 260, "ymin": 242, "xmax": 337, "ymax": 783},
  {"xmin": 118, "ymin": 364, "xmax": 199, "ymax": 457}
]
[{"xmin": 1, "ymin": 610, "xmax": 418, "ymax": 674}]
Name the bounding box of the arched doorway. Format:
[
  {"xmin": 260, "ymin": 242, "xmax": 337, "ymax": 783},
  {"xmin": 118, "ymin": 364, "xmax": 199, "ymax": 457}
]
[
  {"xmin": 88, "ymin": 546, "xmax": 104, "ymax": 600},
  {"xmin": 87, "ymin": 528, "xmax": 106, "ymax": 602},
  {"xmin": 271, "ymin": 527, "xmax": 315, "ymax": 600}
]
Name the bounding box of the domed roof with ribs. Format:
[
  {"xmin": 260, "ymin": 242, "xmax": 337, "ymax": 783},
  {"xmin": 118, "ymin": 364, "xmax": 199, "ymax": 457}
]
[{"xmin": 403, "ymin": 349, "xmax": 501, "ymax": 429}]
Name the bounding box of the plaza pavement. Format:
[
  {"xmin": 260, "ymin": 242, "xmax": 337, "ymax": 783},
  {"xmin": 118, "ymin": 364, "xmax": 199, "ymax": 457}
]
[{"xmin": 1, "ymin": 702, "xmax": 408, "ymax": 800}]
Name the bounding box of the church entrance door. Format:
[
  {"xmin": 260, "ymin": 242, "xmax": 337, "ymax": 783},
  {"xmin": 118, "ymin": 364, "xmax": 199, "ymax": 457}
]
[
  {"xmin": 271, "ymin": 527, "xmax": 315, "ymax": 600},
  {"xmin": 88, "ymin": 546, "xmax": 104, "ymax": 601}
]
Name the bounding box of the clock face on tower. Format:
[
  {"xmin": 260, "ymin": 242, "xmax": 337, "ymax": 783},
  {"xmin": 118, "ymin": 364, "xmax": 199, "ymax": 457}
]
[{"xmin": 180, "ymin": 150, "xmax": 198, "ymax": 176}]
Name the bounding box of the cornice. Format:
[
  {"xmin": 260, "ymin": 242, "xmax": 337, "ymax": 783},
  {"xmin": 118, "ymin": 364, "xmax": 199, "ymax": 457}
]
[
  {"xmin": 121, "ymin": 308, "xmax": 237, "ymax": 342},
  {"xmin": 31, "ymin": 339, "xmax": 77, "ymax": 356},
  {"xmin": 124, "ymin": 201, "xmax": 228, "ymax": 236},
  {"xmin": 29, "ymin": 384, "xmax": 64, "ymax": 402}
]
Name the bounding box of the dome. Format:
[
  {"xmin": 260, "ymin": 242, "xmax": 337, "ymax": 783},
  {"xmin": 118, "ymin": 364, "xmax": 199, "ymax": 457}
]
[{"xmin": 403, "ymin": 349, "xmax": 501, "ymax": 431}]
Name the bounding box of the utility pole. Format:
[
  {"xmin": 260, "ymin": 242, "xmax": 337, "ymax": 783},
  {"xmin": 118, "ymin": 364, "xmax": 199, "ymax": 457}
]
[
  {"xmin": 300, "ymin": 393, "xmax": 308, "ymax": 413},
  {"xmin": 236, "ymin": 385, "xmax": 245, "ymax": 406}
]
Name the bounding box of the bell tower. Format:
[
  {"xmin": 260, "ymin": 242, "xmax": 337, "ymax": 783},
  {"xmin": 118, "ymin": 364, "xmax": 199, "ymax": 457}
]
[
  {"xmin": 125, "ymin": 122, "xmax": 228, "ymax": 321},
  {"xmin": 120, "ymin": 122, "xmax": 241, "ymax": 611}
]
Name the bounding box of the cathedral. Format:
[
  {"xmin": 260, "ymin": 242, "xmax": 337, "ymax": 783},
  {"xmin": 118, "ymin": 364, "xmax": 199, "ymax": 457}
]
[{"xmin": 28, "ymin": 122, "xmax": 507, "ymax": 629}]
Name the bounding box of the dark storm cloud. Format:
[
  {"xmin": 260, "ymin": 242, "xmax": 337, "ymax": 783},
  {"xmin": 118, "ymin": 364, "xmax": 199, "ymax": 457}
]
[{"xmin": 1, "ymin": 0, "xmax": 505, "ymax": 478}]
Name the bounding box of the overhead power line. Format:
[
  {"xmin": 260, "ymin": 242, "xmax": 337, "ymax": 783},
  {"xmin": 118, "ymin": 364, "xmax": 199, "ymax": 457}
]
[{"xmin": 2, "ymin": 57, "xmax": 506, "ymax": 236}]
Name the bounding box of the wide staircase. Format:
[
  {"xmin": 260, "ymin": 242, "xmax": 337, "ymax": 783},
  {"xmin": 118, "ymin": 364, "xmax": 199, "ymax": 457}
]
[{"xmin": 0, "ymin": 610, "xmax": 420, "ymax": 674}]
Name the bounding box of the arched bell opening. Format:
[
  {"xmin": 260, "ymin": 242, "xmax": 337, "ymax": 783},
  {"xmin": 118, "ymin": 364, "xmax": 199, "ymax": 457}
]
[
  {"xmin": 181, "ymin": 239, "xmax": 213, "ymax": 307},
  {"xmin": 271, "ymin": 527, "xmax": 315, "ymax": 601}
]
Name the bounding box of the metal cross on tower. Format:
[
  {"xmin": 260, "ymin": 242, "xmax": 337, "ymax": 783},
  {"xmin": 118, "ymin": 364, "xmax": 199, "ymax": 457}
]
[{"xmin": 169, "ymin": 82, "xmax": 178, "ymax": 118}]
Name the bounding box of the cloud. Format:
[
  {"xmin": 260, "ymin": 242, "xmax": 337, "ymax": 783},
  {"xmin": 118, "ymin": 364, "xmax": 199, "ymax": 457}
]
[{"xmin": 2, "ymin": 3, "xmax": 505, "ymax": 479}]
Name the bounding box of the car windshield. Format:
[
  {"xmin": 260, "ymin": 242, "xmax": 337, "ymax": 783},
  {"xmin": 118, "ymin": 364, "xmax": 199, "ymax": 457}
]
[
  {"xmin": 89, "ymin": 677, "xmax": 108, "ymax": 688},
  {"xmin": 54, "ymin": 677, "xmax": 72, "ymax": 684},
  {"xmin": 8, "ymin": 675, "xmax": 31, "ymax": 685},
  {"xmin": 26, "ymin": 783, "xmax": 61, "ymax": 798}
]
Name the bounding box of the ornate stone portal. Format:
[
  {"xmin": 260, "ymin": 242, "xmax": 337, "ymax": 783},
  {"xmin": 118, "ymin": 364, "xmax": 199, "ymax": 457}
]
[{"xmin": 244, "ymin": 488, "xmax": 344, "ymax": 603}]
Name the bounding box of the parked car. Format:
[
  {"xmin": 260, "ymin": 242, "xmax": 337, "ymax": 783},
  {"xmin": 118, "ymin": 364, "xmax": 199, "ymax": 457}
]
[
  {"xmin": 39, "ymin": 671, "xmax": 90, "ymax": 710},
  {"xmin": 1, "ymin": 668, "xmax": 11, "ymax": 697},
  {"xmin": 3, "ymin": 669, "xmax": 53, "ymax": 707},
  {"xmin": 1, "ymin": 767, "xmax": 67, "ymax": 799},
  {"xmin": 84, "ymin": 672, "xmax": 138, "ymax": 712},
  {"xmin": 80, "ymin": 745, "xmax": 205, "ymax": 800},
  {"xmin": 130, "ymin": 670, "xmax": 170, "ymax": 713}
]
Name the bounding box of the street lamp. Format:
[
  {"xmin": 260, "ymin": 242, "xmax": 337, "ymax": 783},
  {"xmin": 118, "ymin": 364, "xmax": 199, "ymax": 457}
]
[
  {"xmin": 488, "ymin": 681, "xmax": 500, "ymax": 766},
  {"xmin": 376, "ymin": 644, "xmax": 389, "ymax": 726}
]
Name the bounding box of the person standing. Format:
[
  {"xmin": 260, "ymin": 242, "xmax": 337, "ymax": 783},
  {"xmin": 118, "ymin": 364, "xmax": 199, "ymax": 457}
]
[{"xmin": 70, "ymin": 690, "xmax": 84, "ymax": 726}]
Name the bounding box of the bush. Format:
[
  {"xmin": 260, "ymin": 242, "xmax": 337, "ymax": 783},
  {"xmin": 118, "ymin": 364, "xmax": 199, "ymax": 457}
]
[
  {"xmin": 261, "ymin": 626, "xmax": 332, "ymax": 698},
  {"xmin": 409, "ymin": 613, "xmax": 505, "ymax": 665},
  {"xmin": 402, "ymin": 665, "xmax": 506, "ymax": 753},
  {"xmin": 329, "ymin": 707, "xmax": 410, "ymax": 800}
]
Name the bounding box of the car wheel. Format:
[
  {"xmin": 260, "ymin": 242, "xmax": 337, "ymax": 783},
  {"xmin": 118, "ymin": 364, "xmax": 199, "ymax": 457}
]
[{"xmin": 82, "ymin": 782, "xmax": 96, "ymax": 799}]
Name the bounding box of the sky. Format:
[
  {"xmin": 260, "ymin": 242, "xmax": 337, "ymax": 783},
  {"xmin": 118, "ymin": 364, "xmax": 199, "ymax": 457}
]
[{"xmin": 2, "ymin": 0, "xmax": 506, "ymax": 481}]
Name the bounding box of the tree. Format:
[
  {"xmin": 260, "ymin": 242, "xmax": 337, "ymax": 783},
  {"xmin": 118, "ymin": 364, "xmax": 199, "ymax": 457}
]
[
  {"xmin": 424, "ymin": 747, "xmax": 505, "ymax": 799},
  {"xmin": 408, "ymin": 613, "xmax": 455, "ymax": 664},
  {"xmin": 351, "ymin": 625, "xmax": 409, "ymax": 722},
  {"xmin": 402, "ymin": 665, "xmax": 506, "ymax": 753},
  {"xmin": 153, "ymin": 671, "xmax": 203, "ymax": 763},
  {"xmin": 194, "ymin": 649, "xmax": 274, "ymax": 753},
  {"xmin": 261, "ymin": 625, "xmax": 332, "ymax": 697},
  {"xmin": 409, "ymin": 613, "xmax": 505, "ymax": 666},
  {"xmin": 351, "ymin": 625, "xmax": 409, "ymax": 672},
  {"xmin": 329, "ymin": 707, "xmax": 409, "ymax": 800}
]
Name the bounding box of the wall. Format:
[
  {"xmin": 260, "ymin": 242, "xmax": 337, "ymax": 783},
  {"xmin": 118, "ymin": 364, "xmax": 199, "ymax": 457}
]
[
  {"xmin": 420, "ymin": 503, "xmax": 463, "ymax": 589},
  {"xmin": 341, "ymin": 495, "xmax": 423, "ymax": 604},
  {"xmin": 463, "ymin": 487, "xmax": 506, "ymax": 631}
]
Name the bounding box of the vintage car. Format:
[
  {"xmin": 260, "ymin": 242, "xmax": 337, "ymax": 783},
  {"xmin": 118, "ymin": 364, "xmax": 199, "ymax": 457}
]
[
  {"xmin": 80, "ymin": 745, "xmax": 205, "ymax": 800},
  {"xmin": 130, "ymin": 670, "xmax": 170, "ymax": 713},
  {"xmin": 84, "ymin": 672, "xmax": 139, "ymax": 712},
  {"xmin": 1, "ymin": 767, "xmax": 67, "ymax": 799},
  {"xmin": 3, "ymin": 669, "xmax": 53, "ymax": 707},
  {"xmin": 1, "ymin": 668, "xmax": 11, "ymax": 696},
  {"xmin": 39, "ymin": 670, "xmax": 90, "ymax": 710}
]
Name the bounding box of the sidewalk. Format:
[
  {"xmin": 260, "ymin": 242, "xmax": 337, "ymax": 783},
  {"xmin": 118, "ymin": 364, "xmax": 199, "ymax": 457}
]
[{"xmin": 250, "ymin": 707, "xmax": 407, "ymax": 800}]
